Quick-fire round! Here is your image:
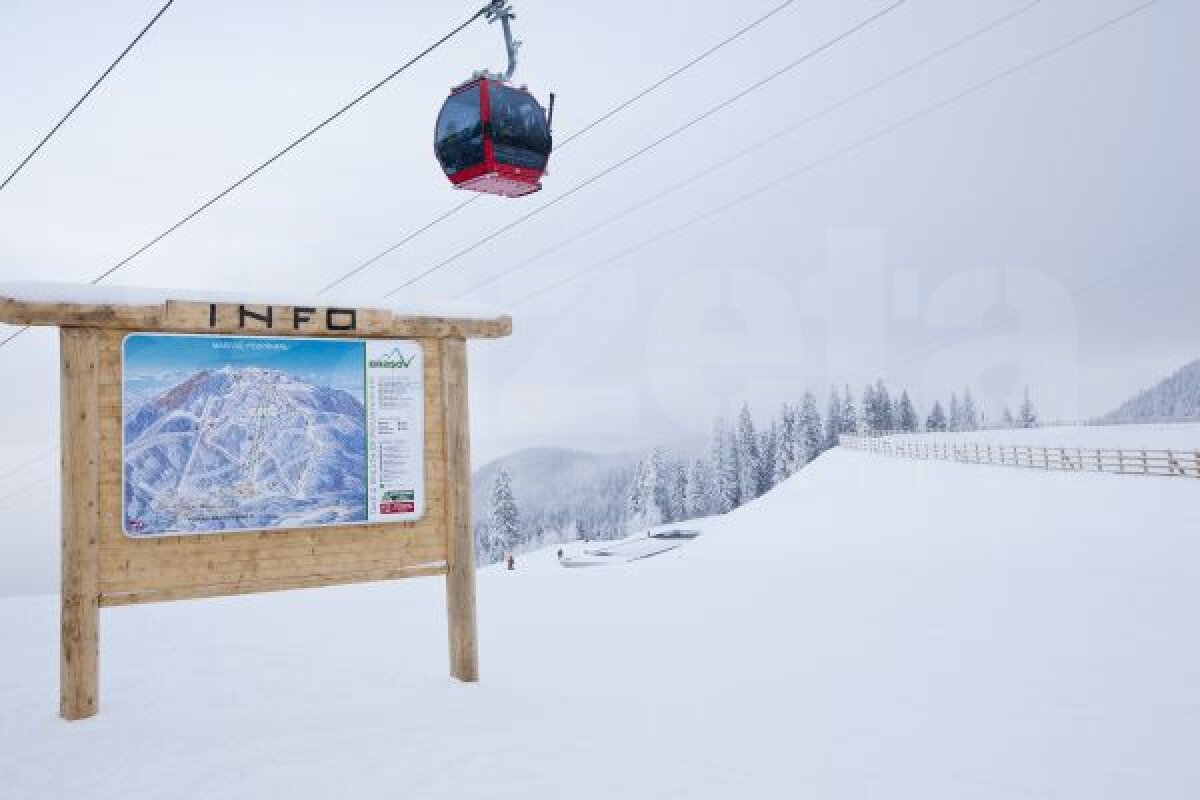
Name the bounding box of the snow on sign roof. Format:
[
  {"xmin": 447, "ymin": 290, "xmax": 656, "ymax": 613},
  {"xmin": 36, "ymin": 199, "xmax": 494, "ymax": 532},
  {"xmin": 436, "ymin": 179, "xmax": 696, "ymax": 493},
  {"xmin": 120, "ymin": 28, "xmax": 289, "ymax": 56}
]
[{"xmin": 0, "ymin": 281, "xmax": 512, "ymax": 339}]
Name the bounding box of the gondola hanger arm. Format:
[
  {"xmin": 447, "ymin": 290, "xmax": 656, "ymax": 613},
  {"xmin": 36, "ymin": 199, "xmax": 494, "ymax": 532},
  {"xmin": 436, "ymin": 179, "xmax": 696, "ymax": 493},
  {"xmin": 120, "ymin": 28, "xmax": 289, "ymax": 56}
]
[{"xmin": 484, "ymin": 0, "xmax": 521, "ymax": 80}]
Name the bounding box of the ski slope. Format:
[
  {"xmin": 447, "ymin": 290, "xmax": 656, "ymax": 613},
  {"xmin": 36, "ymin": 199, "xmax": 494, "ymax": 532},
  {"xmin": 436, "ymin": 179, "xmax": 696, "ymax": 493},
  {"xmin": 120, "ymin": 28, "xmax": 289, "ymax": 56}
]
[{"xmin": 2, "ymin": 446, "xmax": 1199, "ymax": 798}]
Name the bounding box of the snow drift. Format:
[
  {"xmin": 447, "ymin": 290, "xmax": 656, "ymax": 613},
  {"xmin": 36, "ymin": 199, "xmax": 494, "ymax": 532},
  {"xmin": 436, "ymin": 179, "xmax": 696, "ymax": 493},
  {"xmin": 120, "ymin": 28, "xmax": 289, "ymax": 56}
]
[{"xmin": 2, "ymin": 444, "xmax": 1199, "ymax": 799}]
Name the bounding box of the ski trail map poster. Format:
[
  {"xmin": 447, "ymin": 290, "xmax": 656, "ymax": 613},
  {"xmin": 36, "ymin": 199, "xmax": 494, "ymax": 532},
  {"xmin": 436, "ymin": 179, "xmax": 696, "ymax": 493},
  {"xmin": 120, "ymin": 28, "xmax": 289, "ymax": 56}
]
[{"xmin": 121, "ymin": 334, "xmax": 424, "ymax": 537}]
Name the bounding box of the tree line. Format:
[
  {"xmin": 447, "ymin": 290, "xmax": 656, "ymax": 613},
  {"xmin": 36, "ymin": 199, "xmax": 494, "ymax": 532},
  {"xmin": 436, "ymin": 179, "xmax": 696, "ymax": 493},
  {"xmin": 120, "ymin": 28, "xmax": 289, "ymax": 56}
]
[{"xmin": 481, "ymin": 382, "xmax": 1041, "ymax": 561}]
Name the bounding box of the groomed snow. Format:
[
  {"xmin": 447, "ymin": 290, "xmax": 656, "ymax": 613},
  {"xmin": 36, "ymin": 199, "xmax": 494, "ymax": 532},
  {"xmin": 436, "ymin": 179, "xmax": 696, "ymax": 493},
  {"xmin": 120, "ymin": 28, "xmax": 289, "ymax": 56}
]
[
  {"xmin": 0, "ymin": 280, "xmax": 508, "ymax": 321},
  {"xmin": 2, "ymin": 447, "xmax": 1199, "ymax": 798}
]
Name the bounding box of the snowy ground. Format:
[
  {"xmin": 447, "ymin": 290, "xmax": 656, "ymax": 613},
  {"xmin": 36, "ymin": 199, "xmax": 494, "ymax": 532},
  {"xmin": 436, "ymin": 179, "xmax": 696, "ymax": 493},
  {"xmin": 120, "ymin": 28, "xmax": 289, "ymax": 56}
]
[
  {"xmin": 887, "ymin": 421, "xmax": 1200, "ymax": 450},
  {"xmin": 3, "ymin": 447, "xmax": 1200, "ymax": 798}
]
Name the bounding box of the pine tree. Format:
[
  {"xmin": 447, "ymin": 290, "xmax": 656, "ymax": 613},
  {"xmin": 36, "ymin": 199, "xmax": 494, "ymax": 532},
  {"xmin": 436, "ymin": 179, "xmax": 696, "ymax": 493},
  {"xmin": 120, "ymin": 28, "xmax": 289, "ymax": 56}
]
[
  {"xmin": 490, "ymin": 468, "xmax": 520, "ymax": 555},
  {"xmin": 799, "ymin": 391, "xmax": 823, "ymax": 463},
  {"xmin": 648, "ymin": 447, "xmax": 669, "ymax": 525},
  {"xmin": 1019, "ymin": 387, "xmax": 1039, "ymax": 428},
  {"xmin": 669, "ymin": 460, "xmax": 688, "ymax": 523},
  {"xmin": 948, "ymin": 392, "xmax": 961, "ymax": 432},
  {"xmin": 773, "ymin": 403, "xmax": 796, "ymax": 484},
  {"xmin": 686, "ymin": 457, "xmax": 716, "ymax": 518},
  {"xmin": 874, "ymin": 379, "xmax": 894, "ymax": 432},
  {"xmin": 710, "ymin": 417, "xmax": 737, "ymax": 513},
  {"xmin": 926, "ymin": 401, "xmax": 948, "ymax": 432},
  {"xmin": 897, "ymin": 389, "xmax": 918, "ymax": 431},
  {"xmin": 758, "ymin": 420, "xmax": 778, "ymax": 495},
  {"xmin": 961, "ymin": 387, "xmax": 979, "ymax": 431},
  {"xmin": 841, "ymin": 384, "xmax": 859, "ymax": 434},
  {"xmin": 626, "ymin": 458, "xmax": 645, "ymax": 524},
  {"xmin": 1002, "ymin": 407, "xmax": 1016, "ymax": 428},
  {"xmin": 735, "ymin": 403, "xmax": 760, "ymax": 505},
  {"xmin": 824, "ymin": 386, "xmax": 843, "ymax": 450},
  {"xmin": 862, "ymin": 383, "xmax": 878, "ymax": 433}
]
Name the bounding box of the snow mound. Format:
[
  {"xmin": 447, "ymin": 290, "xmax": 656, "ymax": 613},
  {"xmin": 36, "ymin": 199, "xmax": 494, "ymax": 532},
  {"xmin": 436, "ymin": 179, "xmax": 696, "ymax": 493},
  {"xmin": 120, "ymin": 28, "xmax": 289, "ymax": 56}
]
[{"xmin": 2, "ymin": 446, "xmax": 1199, "ymax": 798}]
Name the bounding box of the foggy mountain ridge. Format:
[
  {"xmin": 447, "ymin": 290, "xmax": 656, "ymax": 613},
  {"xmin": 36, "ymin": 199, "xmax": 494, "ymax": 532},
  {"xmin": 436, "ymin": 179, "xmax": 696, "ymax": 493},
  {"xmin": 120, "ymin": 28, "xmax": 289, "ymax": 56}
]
[{"xmin": 1105, "ymin": 358, "xmax": 1200, "ymax": 421}]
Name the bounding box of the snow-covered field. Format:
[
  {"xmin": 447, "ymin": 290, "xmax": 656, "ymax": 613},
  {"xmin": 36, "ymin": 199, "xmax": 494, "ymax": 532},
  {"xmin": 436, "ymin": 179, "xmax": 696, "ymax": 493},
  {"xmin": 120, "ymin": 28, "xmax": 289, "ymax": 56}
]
[
  {"xmin": 3, "ymin": 446, "xmax": 1200, "ymax": 798},
  {"xmin": 887, "ymin": 421, "xmax": 1200, "ymax": 450}
]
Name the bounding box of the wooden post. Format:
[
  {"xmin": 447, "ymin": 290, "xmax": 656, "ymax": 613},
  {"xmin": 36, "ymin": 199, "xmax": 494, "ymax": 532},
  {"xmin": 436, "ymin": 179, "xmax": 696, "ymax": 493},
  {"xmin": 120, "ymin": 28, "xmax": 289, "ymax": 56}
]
[
  {"xmin": 60, "ymin": 328, "xmax": 101, "ymax": 720},
  {"xmin": 441, "ymin": 337, "xmax": 478, "ymax": 682}
]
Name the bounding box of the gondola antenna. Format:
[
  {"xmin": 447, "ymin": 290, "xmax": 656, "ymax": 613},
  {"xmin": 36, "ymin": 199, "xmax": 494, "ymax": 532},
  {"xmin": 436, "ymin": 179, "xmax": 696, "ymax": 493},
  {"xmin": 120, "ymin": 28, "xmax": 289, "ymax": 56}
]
[{"xmin": 485, "ymin": 0, "xmax": 521, "ymax": 80}]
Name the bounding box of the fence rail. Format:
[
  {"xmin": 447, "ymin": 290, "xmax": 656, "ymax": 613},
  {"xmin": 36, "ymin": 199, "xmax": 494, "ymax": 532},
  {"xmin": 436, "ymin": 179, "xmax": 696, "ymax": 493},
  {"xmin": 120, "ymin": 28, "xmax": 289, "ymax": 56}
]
[{"xmin": 839, "ymin": 434, "xmax": 1200, "ymax": 479}]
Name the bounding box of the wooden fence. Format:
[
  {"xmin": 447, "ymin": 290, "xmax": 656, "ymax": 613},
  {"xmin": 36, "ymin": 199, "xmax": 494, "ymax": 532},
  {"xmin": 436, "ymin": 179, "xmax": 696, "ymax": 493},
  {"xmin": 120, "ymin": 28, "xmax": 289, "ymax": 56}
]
[{"xmin": 839, "ymin": 434, "xmax": 1200, "ymax": 479}]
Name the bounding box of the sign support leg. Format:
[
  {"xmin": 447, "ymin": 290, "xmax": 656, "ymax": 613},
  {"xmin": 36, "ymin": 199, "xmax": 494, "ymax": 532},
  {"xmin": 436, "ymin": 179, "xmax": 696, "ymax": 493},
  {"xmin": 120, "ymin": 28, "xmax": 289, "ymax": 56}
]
[
  {"xmin": 60, "ymin": 327, "xmax": 101, "ymax": 720},
  {"xmin": 441, "ymin": 337, "xmax": 478, "ymax": 682}
]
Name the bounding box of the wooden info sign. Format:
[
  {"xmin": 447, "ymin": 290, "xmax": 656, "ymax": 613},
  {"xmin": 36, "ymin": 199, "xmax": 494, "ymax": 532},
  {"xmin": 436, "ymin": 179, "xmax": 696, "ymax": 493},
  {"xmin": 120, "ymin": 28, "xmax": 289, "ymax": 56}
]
[{"xmin": 0, "ymin": 283, "xmax": 512, "ymax": 720}]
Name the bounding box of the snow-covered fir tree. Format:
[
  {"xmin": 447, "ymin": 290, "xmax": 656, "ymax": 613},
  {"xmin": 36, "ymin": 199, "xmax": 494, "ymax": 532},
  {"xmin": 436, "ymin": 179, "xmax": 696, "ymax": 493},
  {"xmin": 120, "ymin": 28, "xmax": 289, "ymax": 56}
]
[
  {"xmin": 842, "ymin": 385, "xmax": 859, "ymax": 434},
  {"xmin": 926, "ymin": 400, "xmax": 948, "ymax": 432},
  {"xmin": 772, "ymin": 404, "xmax": 794, "ymax": 485},
  {"xmin": 758, "ymin": 421, "xmax": 778, "ymax": 496},
  {"xmin": 649, "ymin": 447, "xmax": 670, "ymax": 524},
  {"xmin": 627, "ymin": 451, "xmax": 666, "ymax": 530},
  {"xmin": 862, "ymin": 383, "xmax": 877, "ymax": 432},
  {"xmin": 735, "ymin": 403, "xmax": 760, "ymax": 505},
  {"xmin": 1002, "ymin": 407, "xmax": 1016, "ymax": 428},
  {"xmin": 626, "ymin": 459, "xmax": 645, "ymax": 525},
  {"xmin": 490, "ymin": 468, "xmax": 520, "ymax": 556},
  {"xmin": 799, "ymin": 391, "xmax": 823, "ymax": 462},
  {"xmin": 948, "ymin": 392, "xmax": 962, "ymax": 432},
  {"xmin": 1018, "ymin": 387, "xmax": 1039, "ymax": 428},
  {"xmin": 710, "ymin": 416, "xmax": 737, "ymax": 513},
  {"xmin": 875, "ymin": 379, "xmax": 894, "ymax": 432},
  {"xmin": 896, "ymin": 390, "xmax": 919, "ymax": 432},
  {"xmin": 686, "ymin": 456, "xmax": 716, "ymax": 518},
  {"xmin": 961, "ymin": 387, "xmax": 979, "ymax": 431},
  {"xmin": 824, "ymin": 386, "xmax": 843, "ymax": 450},
  {"xmin": 669, "ymin": 460, "xmax": 688, "ymax": 523}
]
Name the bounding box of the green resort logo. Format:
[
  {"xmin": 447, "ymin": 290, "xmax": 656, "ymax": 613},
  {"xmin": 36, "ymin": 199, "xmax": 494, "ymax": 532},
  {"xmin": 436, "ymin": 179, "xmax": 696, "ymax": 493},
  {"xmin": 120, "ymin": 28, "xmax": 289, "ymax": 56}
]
[{"xmin": 369, "ymin": 347, "xmax": 417, "ymax": 369}]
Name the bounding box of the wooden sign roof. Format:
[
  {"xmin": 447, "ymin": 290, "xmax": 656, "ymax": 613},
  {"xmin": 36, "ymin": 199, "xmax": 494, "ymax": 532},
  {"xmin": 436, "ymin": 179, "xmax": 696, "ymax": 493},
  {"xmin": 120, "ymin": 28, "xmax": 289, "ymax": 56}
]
[{"xmin": 0, "ymin": 282, "xmax": 512, "ymax": 339}]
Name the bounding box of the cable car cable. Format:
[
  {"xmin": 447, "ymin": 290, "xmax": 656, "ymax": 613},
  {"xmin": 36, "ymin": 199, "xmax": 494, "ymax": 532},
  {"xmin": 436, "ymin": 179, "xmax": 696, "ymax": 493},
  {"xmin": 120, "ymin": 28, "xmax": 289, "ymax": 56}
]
[
  {"xmin": 507, "ymin": 0, "xmax": 1160, "ymax": 310},
  {"xmin": 0, "ymin": 446, "xmax": 56, "ymax": 486},
  {"xmin": 0, "ymin": 4, "xmax": 492, "ymax": 354},
  {"xmin": 454, "ymin": 0, "xmax": 1042, "ymax": 300},
  {"xmin": 85, "ymin": 5, "xmax": 491, "ymax": 288},
  {"xmin": 317, "ymin": 0, "xmax": 799, "ymax": 295},
  {"xmin": 0, "ymin": 0, "xmax": 176, "ymax": 194},
  {"xmin": 384, "ymin": 0, "xmax": 909, "ymax": 297}
]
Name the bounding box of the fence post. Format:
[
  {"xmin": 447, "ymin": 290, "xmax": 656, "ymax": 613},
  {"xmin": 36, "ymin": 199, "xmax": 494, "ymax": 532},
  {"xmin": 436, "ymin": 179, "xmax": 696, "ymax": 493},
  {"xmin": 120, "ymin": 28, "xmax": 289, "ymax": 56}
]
[{"xmin": 1142, "ymin": 449, "xmax": 1148, "ymax": 475}]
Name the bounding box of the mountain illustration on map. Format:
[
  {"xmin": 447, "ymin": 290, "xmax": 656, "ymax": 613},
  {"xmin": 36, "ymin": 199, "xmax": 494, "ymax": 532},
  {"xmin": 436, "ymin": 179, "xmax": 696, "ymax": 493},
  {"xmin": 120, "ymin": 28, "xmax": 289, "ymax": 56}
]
[{"xmin": 123, "ymin": 366, "xmax": 367, "ymax": 535}]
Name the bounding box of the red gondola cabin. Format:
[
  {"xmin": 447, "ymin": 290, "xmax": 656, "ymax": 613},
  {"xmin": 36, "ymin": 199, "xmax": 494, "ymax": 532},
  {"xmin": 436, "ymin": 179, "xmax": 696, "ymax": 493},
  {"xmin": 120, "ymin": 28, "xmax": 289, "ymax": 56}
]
[{"xmin": 434, "ymin": 75, "xmax": 552, "ymax": 198}]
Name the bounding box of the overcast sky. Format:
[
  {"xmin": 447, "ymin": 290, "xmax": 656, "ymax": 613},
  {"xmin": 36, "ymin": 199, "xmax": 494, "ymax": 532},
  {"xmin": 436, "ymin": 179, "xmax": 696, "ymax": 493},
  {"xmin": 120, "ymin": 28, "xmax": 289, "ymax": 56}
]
[{"xmin": 0, "ymin": 0, "xmax": 1196, "ymax": 593}]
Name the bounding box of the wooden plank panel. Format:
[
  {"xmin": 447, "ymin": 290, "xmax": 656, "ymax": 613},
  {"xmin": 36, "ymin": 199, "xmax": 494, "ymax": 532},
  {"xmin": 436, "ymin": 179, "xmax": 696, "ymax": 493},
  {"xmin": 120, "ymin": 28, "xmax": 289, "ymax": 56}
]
[
  {"xmin": 0, "ymin": 293, "xmax": 512, "ymax": 339},
  {"xmin": 99, "ymin": 563, "xmax": 448, "ymax": 607},
  {"xmin": 60, "ymin": 328, "xmax": 102, "ymax": 720},
  {"xmin": 441, "ymin": 337, "xmax": 478, "ymax": 682}
]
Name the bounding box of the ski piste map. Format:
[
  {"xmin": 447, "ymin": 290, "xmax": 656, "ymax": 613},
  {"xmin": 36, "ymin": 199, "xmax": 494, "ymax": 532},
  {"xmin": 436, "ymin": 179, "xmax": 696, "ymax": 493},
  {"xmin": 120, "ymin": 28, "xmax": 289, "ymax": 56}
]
[{"xmin": 121, "ymin": 334, "xmax": 424, "ymax": 537}]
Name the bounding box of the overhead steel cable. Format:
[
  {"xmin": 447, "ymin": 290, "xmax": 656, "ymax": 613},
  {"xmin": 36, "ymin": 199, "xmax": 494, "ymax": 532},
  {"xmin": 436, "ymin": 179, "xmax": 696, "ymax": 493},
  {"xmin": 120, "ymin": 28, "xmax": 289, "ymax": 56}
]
[
  {"xmin": 509, "ymin": 0, "xmax": 1160, "ymax": 309},
  {"xmin": 0, "ymin": 447, "xmax": 56, "ymax": 486},
  {"xmin": 0, "ymin": 474, "xmax": 51, "ymax": 510},
  {"xmin": 0, "ymin": 0, "xmax": 176, "ymax": 193},
  {"xmin": 87, "ymin": 5, "xmax": 491, "ymax": 287},
  {"xmin": 317, "ymin": 0, "xmax": 799, "ymax": 295},
  {"xmin": 455, "ymin": 0, "xmax": 1042, "ymax": 300},
  {"xmin": 383, "ymin": 0, "xmax": 910, "ymax": 297},
  {"xmin": 0, "ymin": 4, "xmax": 491, "ymax": 354}
]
